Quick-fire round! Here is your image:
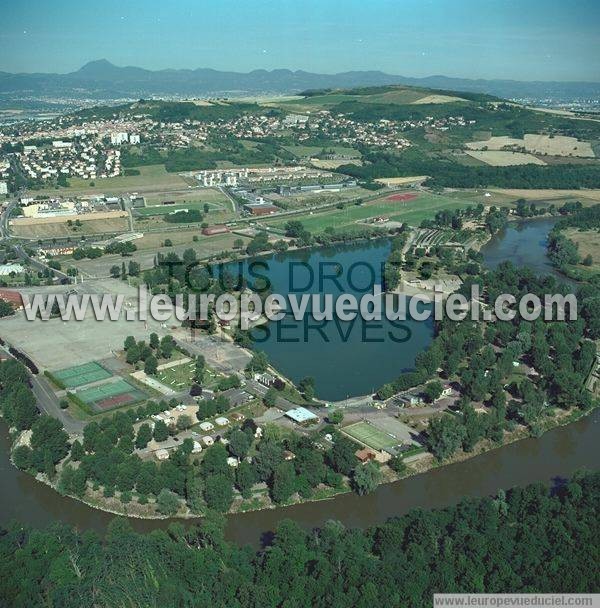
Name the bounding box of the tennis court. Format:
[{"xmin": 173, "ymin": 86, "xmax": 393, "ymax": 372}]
[
  {"xmin": 76, "ymin": 378, "xmax": 146, "ymax": 411},
  {"xmin": 342, "ymin": 421, "xmax": 397, "ymax": 451},
  {"xmin": 53, "ymin": 362, "xmax": 112, "ymax": 389}
]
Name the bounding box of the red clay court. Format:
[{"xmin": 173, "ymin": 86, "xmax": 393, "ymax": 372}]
[{"xmin": 386, "ymin": 193, "xmax": 418, "ymax": 202}]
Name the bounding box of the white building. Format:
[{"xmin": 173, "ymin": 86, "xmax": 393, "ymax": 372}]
[
  {"xmin": 0, "ymin": 182, "xmax": 7, "ymax": 195},
  {"xmin": 129, "ymin": 134, "xmax": 141, "ymax": 145},
  {"xmin": 110, "ymin": 132, "xmax": 129, "ymax": 145}
]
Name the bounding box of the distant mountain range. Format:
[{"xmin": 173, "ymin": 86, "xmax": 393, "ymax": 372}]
[{"xmin": 1, "ymin": 59, "xmax": 599, "ymax": 101}]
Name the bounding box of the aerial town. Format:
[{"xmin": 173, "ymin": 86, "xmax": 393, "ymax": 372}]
[{"xmin": 0, "ymin": 2, "xmax": 599, "ymax": 603}]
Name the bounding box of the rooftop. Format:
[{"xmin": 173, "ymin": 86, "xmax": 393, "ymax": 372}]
[{"xmin": 285, "ymin": 407, "xmax": 318, "ymax": 423}]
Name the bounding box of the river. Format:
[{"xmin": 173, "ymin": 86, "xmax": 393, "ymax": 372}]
[{"xmin": 1, "ymin": 216, "xmax": 598, "ymax": 546}]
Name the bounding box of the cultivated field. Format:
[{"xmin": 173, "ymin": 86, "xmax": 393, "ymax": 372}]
[
  {"xmin": 466, "ymin": 134, "xmax": 595, "ymax": 158},
  {"xmin": 11, "ymin": 215, "xmax": 129, "ymax": 239},
  {"xmin": 464, "ymin": 150, "xmax": 546, "ymax": 166}
]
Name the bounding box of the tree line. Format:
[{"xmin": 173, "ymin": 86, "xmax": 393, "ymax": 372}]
[{"xmin": 1, "ymin": 470, "xmax": 598, "ymax": 607}]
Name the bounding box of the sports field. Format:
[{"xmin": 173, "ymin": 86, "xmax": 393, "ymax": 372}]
[
  {"xmin": 342, "ymin": 421, "xmax": 397, "ymax": 451},
  {"xmin": 76, "ymin": 378, "xmax": 146, "ymax": 411},
  {"xmin": 53, "ymin": 362, "xmax": 112, "ymax": 388}
]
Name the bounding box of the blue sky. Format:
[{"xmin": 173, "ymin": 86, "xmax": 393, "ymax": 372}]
[{"xmin": 1, "ymin": 0, "xmax": 599, "ymax": 81}]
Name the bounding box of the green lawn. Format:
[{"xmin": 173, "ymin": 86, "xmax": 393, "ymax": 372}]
[{"xmin": 156, "ymin": 361, "xmax": 195, "ymax": 389}]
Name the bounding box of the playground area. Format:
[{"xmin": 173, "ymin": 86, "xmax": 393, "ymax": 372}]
[{"xmin": 52, "ymin": 361, "xmax": 112, "ymax": 389}]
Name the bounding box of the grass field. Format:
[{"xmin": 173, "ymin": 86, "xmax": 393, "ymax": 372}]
[
  {"xmin": 53, "ymin": 361, "xmax": 112, "ymax": 388},
  {"xmin": 30, "ymin": 165, "xmax": 188, "ymax": 197},
  {"xmin": 264, "ymin": 191, "xmax": 476, "ymax": 233},
  {"xmin": 342, "ymin": 421, "xmax": 397, "ymax": 450}
]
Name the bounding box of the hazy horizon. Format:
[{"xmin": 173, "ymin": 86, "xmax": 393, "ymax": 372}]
[{"xmin": 1, "ymin": 0, "xmax": 599, "ymax": 82}]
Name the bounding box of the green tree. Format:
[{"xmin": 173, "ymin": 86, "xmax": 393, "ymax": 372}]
[
  {"xmin": 428, "ymin": 415, "xmax": 466, "ymax": 461},
  {"xmin": 153, "ymin": 419, "xmax": 169, "ymax": 442},
  {"xmin": 135, "ymin": 423, "xmax": 152, "ymax": 449},
  {"xmin": 352, "ymin": 461, "xmax": 382, "ymax": 495},
  {"xmin": 235, "ymin": 461, "xmax": 258, "ymax": 498},
  {"xmin": 203, "ymin": 475, "xmax": 234, "ymax": 512},
  {"xmin": 228, "ymin": 430, "xmax": 251, "ymax": 459},
  {"xmin": 271, "ymin": 461, "xmax": 297, "ymax": 503},
  {"xmin": 144, "ymin": 355, "xmax": 158, "ymax": 375},
  {"xmin": 156, "ymin": 488, "xmax": 180, "ymax": 515}
]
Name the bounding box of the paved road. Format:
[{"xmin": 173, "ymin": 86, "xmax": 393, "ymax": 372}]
[{"xmin": 30, "ymin": 374, "xmax": 85, "ymax": 434}]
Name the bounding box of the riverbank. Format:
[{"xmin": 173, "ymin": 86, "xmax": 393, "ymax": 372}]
[{"xmin": 7, "ymin": 398, "xmax": 596, "ymax": 522}]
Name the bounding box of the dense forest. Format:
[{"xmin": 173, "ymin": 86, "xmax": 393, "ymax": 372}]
[{"xmin": 1, "ymin": 471, "xmax": 598, "ymax": 607}]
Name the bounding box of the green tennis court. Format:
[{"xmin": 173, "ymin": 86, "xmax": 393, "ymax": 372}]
[
  {"xmin": 76, "ymin": 379, "xmax": 146, "ymax": 411},
  {"xmin": 53, "ymin": 362, "xmax": 112, "ymax": 388},
  {"xmin": 342, "ymin": 421, "xmax": 397, "ymax": 451}
]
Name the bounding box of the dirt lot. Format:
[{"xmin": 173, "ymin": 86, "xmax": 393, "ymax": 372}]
[
  {"xmin": 466, "ymin": 134, "xmax": 595, "ymax": 158},
  {"xmin": 464, "ymin": 150, "xmax": 546, "ymax": 166}
]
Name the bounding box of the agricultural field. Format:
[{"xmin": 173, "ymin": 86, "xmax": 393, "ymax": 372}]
[
  {"xmin": 464, "ymin": 150, "xmax": 546, "ymax": 166},
  {"xmin": 10, "ymin": 215, "xmax": 129, "ymax": 239},
  {"xmin": 466, "ymin": 134, "xmax": 595, "ymax": 158},
  {"xmin": 52, "ymin": 361, "xmax": 112, "ymax": 389}
]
